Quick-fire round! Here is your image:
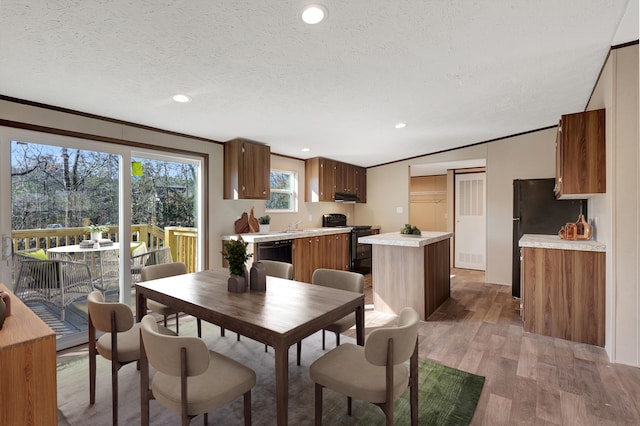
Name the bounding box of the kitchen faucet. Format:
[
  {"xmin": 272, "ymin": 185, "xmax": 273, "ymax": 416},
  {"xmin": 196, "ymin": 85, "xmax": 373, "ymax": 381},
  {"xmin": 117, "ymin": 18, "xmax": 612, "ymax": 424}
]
[{"xmin": 294, "ymin": 221, "xmax": 302, "ymax": 230}]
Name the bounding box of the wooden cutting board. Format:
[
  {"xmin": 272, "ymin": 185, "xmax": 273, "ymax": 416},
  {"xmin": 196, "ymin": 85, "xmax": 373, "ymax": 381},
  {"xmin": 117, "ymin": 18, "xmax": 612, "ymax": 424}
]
[
  {"xmin": 234, "ymin": 212, "xmax": 250, "ymax": 234},
  {"xmin": 249, "ymin": 207, "xmax": 260, "ymax": 233}
]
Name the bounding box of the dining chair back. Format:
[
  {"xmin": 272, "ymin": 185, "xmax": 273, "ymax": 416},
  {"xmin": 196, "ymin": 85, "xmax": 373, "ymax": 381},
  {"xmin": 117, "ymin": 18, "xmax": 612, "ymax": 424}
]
[
  {"xmin": 140, "ymin": 315, "xmax": 256, "ymax": 425},
  {"xmin": 141, "ymin": 262, "xmax": 196, "ymax": 335},
  {"xmin": 260, "ymin": 260, "xmax": 293, "ymax": 279},
  {"xmin": 294, "ymin": 268, "xmax": 365, "ymax": 365},
  {"xmin": 309, "ymin": 307, "xmax": 420, "ymax": 425}
]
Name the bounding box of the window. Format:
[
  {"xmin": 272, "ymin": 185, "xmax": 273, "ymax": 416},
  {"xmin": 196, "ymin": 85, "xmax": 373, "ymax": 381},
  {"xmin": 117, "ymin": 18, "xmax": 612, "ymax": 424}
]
[{"xmin": 266, "ymin": 170, "xmax": 296, "ymax": 212}]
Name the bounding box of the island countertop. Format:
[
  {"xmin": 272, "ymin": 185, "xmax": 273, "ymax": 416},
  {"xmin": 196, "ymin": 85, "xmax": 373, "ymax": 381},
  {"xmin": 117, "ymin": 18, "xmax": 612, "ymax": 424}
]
[
  {"xmin": 359, "ymin": 231, "xmax": 454, "ymax": 247},
  {"xmin": 519, "ymin": 234, "xmax": 606, "ymax": 252}
]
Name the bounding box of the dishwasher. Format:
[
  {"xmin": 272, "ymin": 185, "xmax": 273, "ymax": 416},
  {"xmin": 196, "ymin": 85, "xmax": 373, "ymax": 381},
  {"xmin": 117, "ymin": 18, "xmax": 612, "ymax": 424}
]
[{"xmin": 255, "ymin": 239, "xmax": 293, "ymax": 264}]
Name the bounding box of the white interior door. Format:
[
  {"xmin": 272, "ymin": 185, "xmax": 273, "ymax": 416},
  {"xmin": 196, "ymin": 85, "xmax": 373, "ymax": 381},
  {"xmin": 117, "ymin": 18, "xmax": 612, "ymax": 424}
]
[{"xmin": 455, "ymin": 172, "xmax": 486, "ymax": 270}]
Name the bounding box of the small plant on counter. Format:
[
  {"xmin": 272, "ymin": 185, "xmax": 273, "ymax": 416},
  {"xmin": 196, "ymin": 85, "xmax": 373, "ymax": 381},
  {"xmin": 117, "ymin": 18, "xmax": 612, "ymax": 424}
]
[
  {"xmin": 258, "ymin": 215, "xmax": 271, "ymax": 225},
  {"xmin": 222, "ymin": 236, "xmax": 253, "ymax": 276},
  {"xmin": 400, "ymin": 223, "xmax": 422, "ymax": 235}
]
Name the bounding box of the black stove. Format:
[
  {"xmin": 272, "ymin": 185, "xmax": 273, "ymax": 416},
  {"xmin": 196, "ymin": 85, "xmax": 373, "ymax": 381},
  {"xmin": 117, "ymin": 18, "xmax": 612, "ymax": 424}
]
[{"xmin": 322, "ymin": 214, "xmax": 373, "ymax": 274}]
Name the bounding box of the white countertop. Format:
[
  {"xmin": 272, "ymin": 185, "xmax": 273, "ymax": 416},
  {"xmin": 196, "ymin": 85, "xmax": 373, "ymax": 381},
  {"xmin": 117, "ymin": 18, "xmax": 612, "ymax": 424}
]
[
  {"xmin": 222, "ymin": 227, "xmax": 351, "ymax": 243},
  {"xmin": 519, "ymin": 234, "xmax": 606, "ymax": 252},
  {"xmin": 359, "ymin": 231, "xmax": 454, "ymax": 247}
]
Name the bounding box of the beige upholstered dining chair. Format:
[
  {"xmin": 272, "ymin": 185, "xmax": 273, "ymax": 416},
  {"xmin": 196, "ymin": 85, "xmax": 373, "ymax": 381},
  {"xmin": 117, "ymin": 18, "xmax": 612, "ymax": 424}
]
[
  {"xmin": 309, "ymin": 307, "xmax": 420, "ymax": 425},
  {"xmin": 140, "ymin": 314, "xmax": 256, "ymax": 426},
  {"xmin": 259, "ymin": 260, "xmax": 294, "ymax": 280},
  {"xmin": 295, "ymin": 268, "xmax": 364, "ymax": 365},
  {"xmin": 257, "ymin": 260, "xmax": 293, "ymax": 351},
  {"xmin": 140, "ymin": 262, "xmax": 200, "ymax": 336},
  {"xmin": 88, "ymin": 290, "xmax": 175, "ymax": 426}
]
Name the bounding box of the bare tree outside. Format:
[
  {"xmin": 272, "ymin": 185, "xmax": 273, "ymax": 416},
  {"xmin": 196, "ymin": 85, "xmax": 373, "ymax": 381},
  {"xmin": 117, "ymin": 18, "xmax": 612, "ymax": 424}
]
[{"xmin": 11, "ymin": 141, "xmax": 196, "ymax": 231}]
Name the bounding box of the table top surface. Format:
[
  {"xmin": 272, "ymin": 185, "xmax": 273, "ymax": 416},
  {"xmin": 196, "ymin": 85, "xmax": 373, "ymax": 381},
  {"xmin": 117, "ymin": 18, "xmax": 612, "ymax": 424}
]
[
  {"xmin": 359, "ymin": 231, "xmax": 453, "ymax": 247},
  {"xmin": 48, "ymin": 242, "xmax": 121, "ymax": 253},
  {"xmin": 136, "ymin": 267, "xmax": 364, "ymax": 337}
]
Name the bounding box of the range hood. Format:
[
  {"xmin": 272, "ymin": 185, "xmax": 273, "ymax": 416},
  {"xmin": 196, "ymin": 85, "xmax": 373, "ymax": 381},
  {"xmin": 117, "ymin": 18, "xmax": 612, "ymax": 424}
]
[{"xmin": 334, "ymin": 192, "xmax": 359, "ymax": 203}]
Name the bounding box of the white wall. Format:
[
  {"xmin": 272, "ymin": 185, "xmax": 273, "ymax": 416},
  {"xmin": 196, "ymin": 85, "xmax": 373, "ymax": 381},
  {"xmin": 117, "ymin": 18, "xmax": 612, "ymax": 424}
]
[
  {"xmin": 587, "ymin": 44, "xmax": 639, "ymax": 366},
  {"xmin": 357, "ymin": 129, "xmax": 557, "ymax": 286}
]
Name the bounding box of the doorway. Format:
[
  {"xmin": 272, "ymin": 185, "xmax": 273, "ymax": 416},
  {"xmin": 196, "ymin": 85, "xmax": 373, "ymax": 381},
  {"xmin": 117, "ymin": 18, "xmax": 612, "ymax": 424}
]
[
  {"xmin": 454, "ymin": 172, "xmax": 486, "ymax": 270},
  {"xmin": 1, "ymin": 127, "xmax": 203, "ymax": 350}
]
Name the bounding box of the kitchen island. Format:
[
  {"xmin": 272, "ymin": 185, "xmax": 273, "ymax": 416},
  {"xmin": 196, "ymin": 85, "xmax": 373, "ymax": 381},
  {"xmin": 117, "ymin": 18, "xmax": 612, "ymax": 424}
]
[{"xmin": 359, "ymin": 231, "xmax": 453, "ymax": 320}]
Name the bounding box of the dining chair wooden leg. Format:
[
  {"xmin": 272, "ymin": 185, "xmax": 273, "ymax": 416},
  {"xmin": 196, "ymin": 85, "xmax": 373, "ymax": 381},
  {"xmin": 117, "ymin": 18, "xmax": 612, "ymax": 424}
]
[
  {"xmin": 89, "ymin": 320, "xmax": 96, "ymax": 405},
  {"xmin": 243, "ymin": 390, "xmax": 252, "ymax": 426},
  {"xmin": 264, "ymin": 344, "xmax": 268, "ymax": 352},
  {"xmin": 197, "ymin": 318, "xmax": 202, "ymax": 338},
  {"xmin": 237, "ymin": 332, "xmax": 241, "ymax": 341},
  {"xmin": 296, "ymin": 341, "xmax": 302, "ymax": 366},
  {"xmin": 347, "ymin": 396, "xmax": 352, "ymax": 416},
  {"xmin": 336, "ymin": 332, "xmax": 340, "ymax": 346},
  {"xmin": 221, "ymin": 327, "xmax": 225, "ymax": 336},
  {"xmin": 204, "ymin": 413, "xmax": 208, "ymax": 425},
  {"xmin": 315, "ymin": 383, "xmax": 323, "ymax": 426},
  {"xmin": 322, "ymin": 330, "xmax": 326, "ymax": 350},
  {"xmin": 175, "ymin": 313, "xmax": 179, "ymax": 334},
  {"xmin": 163, "ymin": 315, "xmax": 168, "ymax": 328}
]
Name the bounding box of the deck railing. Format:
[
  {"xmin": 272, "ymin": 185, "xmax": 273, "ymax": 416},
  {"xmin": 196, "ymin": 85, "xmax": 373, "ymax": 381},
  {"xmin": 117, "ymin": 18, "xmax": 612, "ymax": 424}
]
[{"xmin": 11, "ymin": 224, "xmax": 198, "ymax": 272}]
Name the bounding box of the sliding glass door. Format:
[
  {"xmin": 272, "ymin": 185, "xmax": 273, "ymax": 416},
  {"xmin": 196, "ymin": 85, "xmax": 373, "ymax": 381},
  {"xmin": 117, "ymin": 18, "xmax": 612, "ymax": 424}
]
[{"xmin": 0, "ymin": 127, "xmax": 203, "ymax": 350}]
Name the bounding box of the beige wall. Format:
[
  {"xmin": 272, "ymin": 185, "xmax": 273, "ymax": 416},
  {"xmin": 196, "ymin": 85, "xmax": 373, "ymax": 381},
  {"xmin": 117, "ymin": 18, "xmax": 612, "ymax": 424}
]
[
  {"xmin": 0, "ymin": 100, "xmax": 355, "ymax": 271},
  {"xmin": 357, "ymin": 129, "xmax": 557, "ymax": 286},
  {"xmin": 587, "ymin": 44, "xmax": 639, "ymax": 365}
]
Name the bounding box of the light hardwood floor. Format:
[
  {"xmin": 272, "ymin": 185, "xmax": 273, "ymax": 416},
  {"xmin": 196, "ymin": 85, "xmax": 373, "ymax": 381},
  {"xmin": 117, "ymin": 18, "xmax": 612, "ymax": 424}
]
[{"xmin": 355, "ymin": 268, "xmax": 640, "ymax": 425}]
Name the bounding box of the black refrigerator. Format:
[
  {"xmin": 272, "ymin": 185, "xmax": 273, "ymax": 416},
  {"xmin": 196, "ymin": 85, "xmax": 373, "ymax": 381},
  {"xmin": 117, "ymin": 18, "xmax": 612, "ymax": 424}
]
[{"xmin": 512, "ymin": 178, "xmax": 587, "ymax": 298}]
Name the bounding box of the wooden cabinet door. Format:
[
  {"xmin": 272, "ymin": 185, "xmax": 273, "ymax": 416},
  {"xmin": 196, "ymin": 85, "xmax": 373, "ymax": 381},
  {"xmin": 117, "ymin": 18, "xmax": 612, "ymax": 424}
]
[
  {"xmin": 355, "ymin": 166, "xmax": 366, "ymax": 202},
  {"xmin": 242, "ymin": 142, "xmax": 270, "ymax": 199},
  {"xmin": 320, "ymin": 158, "xmax": 336, "ymax": 201},
  {"xmin": 336, "ymin": 163, "xmax": 356, "ymax": 194},
  {"xmin": 555, "ymin": 109, "xmax": 605, "ymax": 199},
  {"xmin": 224, "ymin": 139, "xmax": 270, "ymax": 200},
  {"xmin": 292, "ymin": 237, "xmax": 312, "ymax": 283},
  {"xmin": 333, "ymin": 233, "xmax": 350, "ymax": 270}
]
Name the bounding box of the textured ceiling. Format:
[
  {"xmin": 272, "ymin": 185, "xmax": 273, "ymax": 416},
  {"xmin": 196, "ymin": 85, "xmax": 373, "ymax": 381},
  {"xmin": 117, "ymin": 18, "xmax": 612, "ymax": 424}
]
[{"xmin": 0, "ymin": 1, "xmax": 637, "ymax": 167}]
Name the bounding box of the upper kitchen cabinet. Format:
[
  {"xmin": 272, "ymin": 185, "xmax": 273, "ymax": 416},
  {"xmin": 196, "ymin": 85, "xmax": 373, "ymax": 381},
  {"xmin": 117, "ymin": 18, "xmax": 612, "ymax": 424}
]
[
  {"xmin": 224, "ymin": 138, "xmax": 270, "ymax": 200},
  {"xmin": 305, "ymin": 157, "xmax": 336, "ymax": 202},
  {"xmin": 555, "ymin": 109, "xmax": 605, "ymax": 199},
  {"xmin": 355, "ymin": 165, "xmax": 367, "ymax": 203},
  {"xmin": 305, "ymin": 157, "xmax": 367, "ymax": 203}
]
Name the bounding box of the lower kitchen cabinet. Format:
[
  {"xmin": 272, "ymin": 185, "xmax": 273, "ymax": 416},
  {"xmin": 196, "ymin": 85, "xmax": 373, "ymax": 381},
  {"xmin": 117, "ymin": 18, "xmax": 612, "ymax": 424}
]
[
  {"xmin": 521, "ymin": 246, "xmax": 605, "ymax": 346},
  {"xmin": 292, "ymin": 234, "xmax": 350, "ymax": 283}
]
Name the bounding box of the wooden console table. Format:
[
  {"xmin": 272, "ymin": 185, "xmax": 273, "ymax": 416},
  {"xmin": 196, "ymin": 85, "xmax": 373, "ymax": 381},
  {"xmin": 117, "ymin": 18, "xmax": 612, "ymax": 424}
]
[{"xmin": 0, "ymin": 284, "xmax": 57, "ymax": 425}]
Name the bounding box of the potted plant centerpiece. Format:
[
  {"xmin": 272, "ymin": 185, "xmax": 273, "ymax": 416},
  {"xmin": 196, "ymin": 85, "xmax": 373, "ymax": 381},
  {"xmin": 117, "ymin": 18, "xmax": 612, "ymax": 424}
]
[
  {"xmin": 223, "ymin": 236, "xmax": 253, "ymax": 292},
  {"xmin": 258, "ymin": 215, "xmax": 271, "ymax": 233},
  {"xmin": 87, "ymin": 224, "xmax": 109, "ymax": 241}
]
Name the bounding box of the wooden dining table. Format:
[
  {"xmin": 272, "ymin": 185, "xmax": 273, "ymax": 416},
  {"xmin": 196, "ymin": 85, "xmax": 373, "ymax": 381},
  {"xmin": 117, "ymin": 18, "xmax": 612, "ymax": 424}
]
[{"xmin": 135, "ymin": 267, "xmax": 365, "ymax": 426}]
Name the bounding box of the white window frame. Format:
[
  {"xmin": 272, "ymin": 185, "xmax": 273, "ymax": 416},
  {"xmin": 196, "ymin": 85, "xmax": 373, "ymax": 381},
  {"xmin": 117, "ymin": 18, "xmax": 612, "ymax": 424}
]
[{"xmin": 266, "ymin": 169, "xmax": 298, "ymax": 213}]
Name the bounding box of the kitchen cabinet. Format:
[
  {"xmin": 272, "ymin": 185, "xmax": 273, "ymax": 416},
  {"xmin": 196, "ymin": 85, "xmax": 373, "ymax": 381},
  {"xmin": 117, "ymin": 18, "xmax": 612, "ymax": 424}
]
[
  {"xmin": 292, "ymin": 233, "xmax": 350, "ymax": 282},
  {"xmin": 355, "ymin": 166, "xmax": 367, "ymax": 203},
  {"xmin": 224, "ymin": 138, "xmax": 270, "ymax": 200},
  {"xmin": 305, "ymin": 157, "xmax": 367, "ymax": 202},
  {"xmin": 305, "ymin": 157, "xmax": 336, "ymax": 202},
  {"xmin": 554, "ymin": 109, "xmax": 605, "ymax": 199},
  {"xmin": 0, "ymin": 285, "xmax": 58, "ymax": 425},
  {"xmin": 521, "ymin": 246, "xmax": 605, "ymax": 346}
]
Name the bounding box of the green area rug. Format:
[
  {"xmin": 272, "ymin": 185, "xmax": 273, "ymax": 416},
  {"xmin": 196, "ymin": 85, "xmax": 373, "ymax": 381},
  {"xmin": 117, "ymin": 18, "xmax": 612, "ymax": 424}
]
[
  {"xmin": 322, "ymin": 359, "xmax": 485, "ymax": 425},
  {"xmin": 56, "ymin": 319, "xmax": 484, "ymax": 425}
]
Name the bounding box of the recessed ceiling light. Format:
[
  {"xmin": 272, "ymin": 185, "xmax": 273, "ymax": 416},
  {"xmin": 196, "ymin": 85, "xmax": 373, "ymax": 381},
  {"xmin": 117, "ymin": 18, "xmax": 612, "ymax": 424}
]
[
  {"xmin": 172, "ymin": 94, "xmax": 191, "ymax": 103},
  {"xmin": 301, "ymin": 147, "xmax": 311, "ymax": 152},
  {"xmin": 395, "ymin": 122, "xmax": 407, "ymax": 129},
  {"xmin": 301, "ymin": 4, "xmax": 328, "ymax": 24}
]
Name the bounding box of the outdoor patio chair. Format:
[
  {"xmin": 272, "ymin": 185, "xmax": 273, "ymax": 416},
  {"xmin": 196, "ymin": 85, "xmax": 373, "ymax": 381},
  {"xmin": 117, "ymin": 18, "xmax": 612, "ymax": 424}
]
[
  {"xmin": 131, "ymin": 247, "xmax": 173, "ymax": 285},
  {"xmin": 14, "ymin": 249, "xmax": 94, "ymax": 321},
  {"xmin": 309, "ymin": 307, "xmax": 419, "ymax": 425}
]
